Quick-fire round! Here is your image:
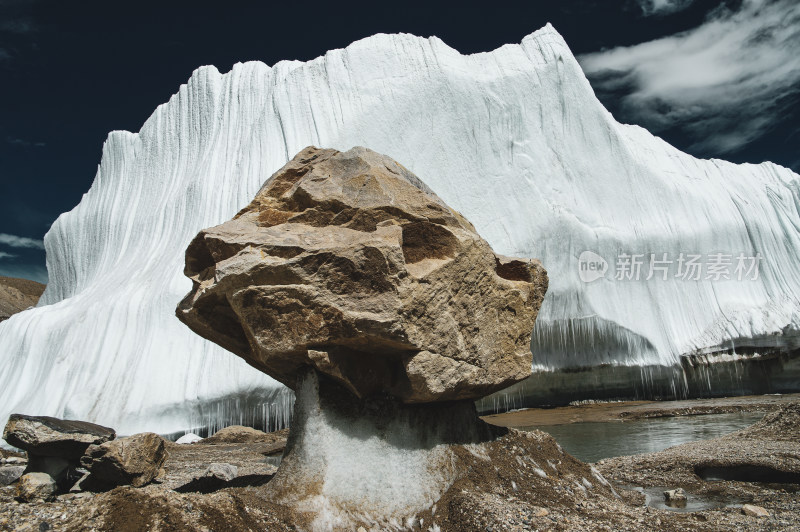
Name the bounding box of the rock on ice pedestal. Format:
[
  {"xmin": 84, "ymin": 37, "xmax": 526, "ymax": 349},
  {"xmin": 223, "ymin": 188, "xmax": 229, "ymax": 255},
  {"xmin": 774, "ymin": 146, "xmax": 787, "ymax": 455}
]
[{"xmin": 176, "ymin": 147, "xmax": 548, "ymax": 528}]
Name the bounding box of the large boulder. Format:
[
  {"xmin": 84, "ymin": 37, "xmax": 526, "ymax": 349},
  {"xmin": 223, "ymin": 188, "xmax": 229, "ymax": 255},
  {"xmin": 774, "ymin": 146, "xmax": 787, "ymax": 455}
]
[
  {"xmin": 175, "ymin": 146, "xmax": 549, "ymax": 528},
  {"xmin": 81, "ymin": 432, "xmax": 167, "ymax": 489},
  {"xmin": 177, "ymin": 146, "xmax": 547, "ymax": 403}
]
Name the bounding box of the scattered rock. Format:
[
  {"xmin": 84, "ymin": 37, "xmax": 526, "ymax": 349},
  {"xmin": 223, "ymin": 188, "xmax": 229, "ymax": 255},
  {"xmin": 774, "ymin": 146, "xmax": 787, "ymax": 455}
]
[
  {"xmin": 177, "ymin": 146, "xmax": 547, "ymax": 404},
  {"xmin": 663, "ymin": 488, "xmax": 687, "ymax": 507},
  {"xmin": 202, "ymin": 463, "xmax": 238, "ymax": 482},
  {"xmin": 0, "ymin": 464, "xmax": 25, "ymax": 485},
  {"xmin": 203, "ymin": 426, "xmax": 273, "ymax": 444},
  {"xmin": 15, "ymin": 472, "xmax": 56, "ymax": 502},
  {"xmin": 81, "ymin": 432, "xmax": 167, "ymax": 489},
  {"xmin": 3, "ymin": 414, "xmax": 115, "ymax": 459},
  {"xmin": 3, "ymin": 456, "xmax": 26, "ymax": 465},
  {"xmin": 742, "ymin": 504, "xmax": 769, "ymax": 517},
  {"xmin": 175, "ymin": 433, "xmax": 202, "ymax": 445}
]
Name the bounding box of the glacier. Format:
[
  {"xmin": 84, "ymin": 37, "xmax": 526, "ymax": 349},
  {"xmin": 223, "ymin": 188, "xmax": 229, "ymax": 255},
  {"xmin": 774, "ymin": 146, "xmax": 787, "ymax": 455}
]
[{"xmin": 2, "ymin": 24, "xmax": 800, "ymax": 439}]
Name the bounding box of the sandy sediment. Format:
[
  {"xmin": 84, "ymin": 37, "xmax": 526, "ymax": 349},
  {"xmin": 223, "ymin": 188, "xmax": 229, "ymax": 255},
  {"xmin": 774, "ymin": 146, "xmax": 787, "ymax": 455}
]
[{"xmin": 482, "ymin": 393, "xmax": 800, "ymax": 428}]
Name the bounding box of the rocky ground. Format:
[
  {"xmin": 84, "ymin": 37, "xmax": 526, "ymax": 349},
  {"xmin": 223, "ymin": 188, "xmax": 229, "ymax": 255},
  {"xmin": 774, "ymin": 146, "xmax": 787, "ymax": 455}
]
[
  {"xmin": 1, "ymin": 404, "xmax": 798, "ymax": 531},
  {"xmin": 0, "ymin": 276, "xmax": 45, "ymax": 323},
  {"xmin": 595, "ymin": 403, "xmax": 800, "ymax": 531}
]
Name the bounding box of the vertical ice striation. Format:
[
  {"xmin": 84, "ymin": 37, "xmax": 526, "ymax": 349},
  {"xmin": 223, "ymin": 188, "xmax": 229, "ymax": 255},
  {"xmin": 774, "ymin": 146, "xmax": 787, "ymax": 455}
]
[{"xmin": 1, "ymin": 24, "xmax": 799, "ymax": 436}]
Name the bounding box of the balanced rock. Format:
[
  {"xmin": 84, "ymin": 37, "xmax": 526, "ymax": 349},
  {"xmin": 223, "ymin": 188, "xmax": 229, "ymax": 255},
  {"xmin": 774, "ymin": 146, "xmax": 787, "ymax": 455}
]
[
  {"xmin": 177, "ymin": 146, "xmax": 548, "ymax": 402},
  {"xmin": 176, "ymin": 147, "xmax": 548, "ymax": 528},
  {"xmin": 81, "ymin": 432, "xmax": 167, "ymax": 488},
  {"xmin": 15, "ymin": 472, "xmax": 56, "ymax": 502},
  {"xmin": 3, "ymin": 414, "xmax": 115, "ymax": 488}
]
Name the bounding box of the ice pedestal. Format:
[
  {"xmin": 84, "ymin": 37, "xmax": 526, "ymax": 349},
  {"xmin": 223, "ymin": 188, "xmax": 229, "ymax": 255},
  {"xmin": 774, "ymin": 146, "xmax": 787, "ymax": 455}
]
[{"xmin": 266, "ymin": 369, "xmax": 502, "ymax": 530}]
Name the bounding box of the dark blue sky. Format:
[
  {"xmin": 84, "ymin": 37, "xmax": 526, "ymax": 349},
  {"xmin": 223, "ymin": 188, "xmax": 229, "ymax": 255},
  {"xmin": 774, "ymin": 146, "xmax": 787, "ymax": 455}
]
[{"xmin": 0, "ymin": 0, "xmax": 797, "ymax": 283}]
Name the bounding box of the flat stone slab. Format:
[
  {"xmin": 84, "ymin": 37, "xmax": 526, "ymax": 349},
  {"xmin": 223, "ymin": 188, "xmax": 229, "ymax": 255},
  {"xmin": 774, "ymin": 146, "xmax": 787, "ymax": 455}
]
[{"xmin": 3, "ymin": 414, "xmax": 115, "ymax": 459}]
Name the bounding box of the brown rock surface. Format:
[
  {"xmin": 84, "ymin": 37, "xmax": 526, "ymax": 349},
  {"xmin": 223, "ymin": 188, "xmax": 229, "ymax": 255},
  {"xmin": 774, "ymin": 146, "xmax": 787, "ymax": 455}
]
[
  {"xmin": 3, "ymin": 414, "xmax": 115, "ymax": 459},
  {"xmin": 177, "ymin": 146, "xmax": 547, "ymax": 403},
  {"xmin": 15, "ymin": 472, "xmax": 56, "ymax": 502},
  {"xmin": 202, "ymin": 425, "xmax": 287, "ymax": 445},
  {"xmin": 81, "ymin": 432, "xmax": 167, "ymax": 488},
  {"xmin": 0, "ymin": 276, "xmax": 45, "ymax": 322}
]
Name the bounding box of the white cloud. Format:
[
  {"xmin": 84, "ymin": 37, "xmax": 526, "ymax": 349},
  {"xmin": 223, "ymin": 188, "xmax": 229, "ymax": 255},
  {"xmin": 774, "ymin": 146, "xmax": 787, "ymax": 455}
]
[
  {"xmin": 579, "ymin": 0, "xmax": 800, "ymax": 153},
  {"xmin": 0, "ymin": 251, "xmax": 17, "ymax": 259},
  {"xmin": 0, "ymin": 233, "xmax": 44, "ymax": 249},
  {"xmin": 637, "ymin": 0, "xmax": 695, "ymax": 16}
]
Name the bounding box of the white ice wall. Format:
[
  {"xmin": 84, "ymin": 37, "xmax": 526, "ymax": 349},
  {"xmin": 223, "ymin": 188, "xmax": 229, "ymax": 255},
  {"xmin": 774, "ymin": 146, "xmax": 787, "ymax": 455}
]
[{"xmin": 1, "ymin": 25, "xmax": 799, "ymax": 436}]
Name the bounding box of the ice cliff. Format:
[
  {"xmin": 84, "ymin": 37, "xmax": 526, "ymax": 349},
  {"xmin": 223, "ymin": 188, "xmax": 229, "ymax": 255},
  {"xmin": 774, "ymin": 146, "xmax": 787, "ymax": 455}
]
[{"xmin": 2, "ymin": 24, "xmax": 799, "ymax": 436}]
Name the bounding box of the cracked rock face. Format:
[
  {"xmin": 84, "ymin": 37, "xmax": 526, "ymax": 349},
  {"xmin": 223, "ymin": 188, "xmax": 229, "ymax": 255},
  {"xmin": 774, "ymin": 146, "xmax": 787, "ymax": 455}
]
[{"xmin": 177, "ymin": 146, "xmax": 547, "ymax": 402}]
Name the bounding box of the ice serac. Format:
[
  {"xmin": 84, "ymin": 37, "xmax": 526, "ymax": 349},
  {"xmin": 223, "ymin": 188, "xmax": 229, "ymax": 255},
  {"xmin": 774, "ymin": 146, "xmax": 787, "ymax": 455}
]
[{"xmin": 1, "ymin": 24, "xmax": 799, "ymax": 437}]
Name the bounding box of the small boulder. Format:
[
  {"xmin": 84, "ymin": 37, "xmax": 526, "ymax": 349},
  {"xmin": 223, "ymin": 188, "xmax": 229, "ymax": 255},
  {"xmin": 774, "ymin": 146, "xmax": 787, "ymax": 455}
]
[
  {"xmin": 16, "ymin": 472, "xmax": 56, "ymax": 502},
  {"xmin": 81, "ymin": 432, "xmax": 167, "ymax": 488},
  {"xmin": 663, "ymin": 488, "xmax": 687, "ymax": 507},
  {"xmin": 202, "ymin": 463, "xmax": 238, "ymax": 482},
  {"xmin": 176, "ymin": 462, "xmax": 239, "ymax": 494},
  {"xmin": 742, "ymin": 504, "xmax": 769, "ymax": 517},
  {"xmin": 0, "ymin": 465, "xmax": 25, "ymax": 486},
  {"xmin": 175, "ymin": 433, "xmax": 202, "ymax": 445}
]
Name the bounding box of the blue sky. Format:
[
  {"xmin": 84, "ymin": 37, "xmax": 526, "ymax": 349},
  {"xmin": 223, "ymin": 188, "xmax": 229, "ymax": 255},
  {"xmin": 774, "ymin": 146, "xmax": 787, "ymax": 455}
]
[{"xmin": 0, "ymin": 0, "xmax": 797, "ymax": 284}]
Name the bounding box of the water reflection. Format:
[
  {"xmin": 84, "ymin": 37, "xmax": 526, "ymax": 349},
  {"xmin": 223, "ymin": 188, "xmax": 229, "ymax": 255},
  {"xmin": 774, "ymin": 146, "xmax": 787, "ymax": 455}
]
[{"xmin": 521, "ymin": 412, "xmax": 764, "ymax": 463}]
